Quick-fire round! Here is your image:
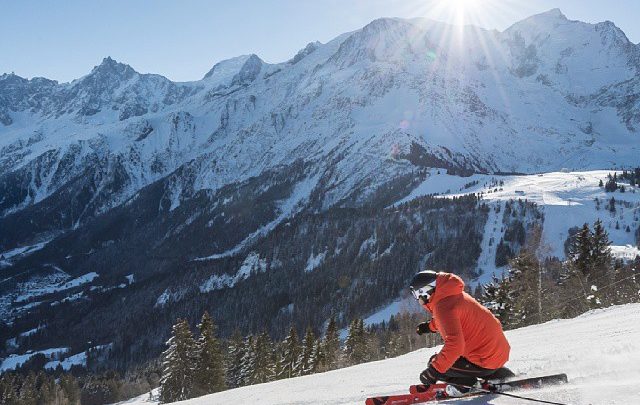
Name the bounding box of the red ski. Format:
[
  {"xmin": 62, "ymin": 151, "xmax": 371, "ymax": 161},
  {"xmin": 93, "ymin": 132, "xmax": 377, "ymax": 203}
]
[
  {"xmin": 366, "ymin": 373, "xmax": 568, "ymax": 405},
  {"xmin": 365, "ymin": 383, "xmax": 448, "ymax": 405}
]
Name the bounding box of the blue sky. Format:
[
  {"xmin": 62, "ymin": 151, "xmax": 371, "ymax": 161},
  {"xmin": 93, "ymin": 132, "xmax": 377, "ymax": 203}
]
[{"xmin": 2, "ymin": 0, "xmax": 639, "ymax": 83}]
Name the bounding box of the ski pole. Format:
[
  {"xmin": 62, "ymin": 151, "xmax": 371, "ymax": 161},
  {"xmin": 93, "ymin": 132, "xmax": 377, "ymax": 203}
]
[{"xmin": 459, "ymin": 384, "xmax": 571, "ymax": 405}]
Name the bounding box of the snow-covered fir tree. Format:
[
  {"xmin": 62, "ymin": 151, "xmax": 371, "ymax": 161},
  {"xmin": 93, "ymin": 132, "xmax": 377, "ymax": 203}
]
[
  {"xmin": 224, "ymin": 329, "xmax": 245, "ymax": 389},
  {"xmin": 563, "ymin": 221, "xmax": 615, "ymax": 311},
  {"xmin": 384, "ymin": 332, "xmax": 404, "ymax": 358},
  {"xmin": 193, "ymin": 312, "xmax": 226, "ymax": 396},
  {"xmin": 506, "ymin": 250, "xmax": 544, "ymax": 327},
  {"xmin": 322, "ymin": 316, "xmax": 340, "ymax": 371},
  {"xmin": 591, "ymin": 219, "xmax": 613, "ymax": 277},
  {"xmin": 481, "ymin": 273, "xmax": 514, "ymax": 326},
  {"xmin": 305, "ymin": 339, "xmax": 323, "ymax": 375},
  {"xmin": 159, "ymin": 319, "xmax": 196, "ymax": 403},
  {"xmin": 343, "ymin": 319, "xmax": 368, "ymax": 365},
  {"xmin": 252, "ymin": 331, "xmax": 276, "ymax": 384},
  {"xmin": 296, "ymin": 327, "xmax": 316, "ymax": 376},
  {"xmin": 276, "ymin": 326, "xmax": 300, "ymax": 379},
  {"xmin": 587, "ymin": 219, "xmax": 613, "ymax": 307},
  {"xmin": 239, "ymin": 335, "xmax": 256, "ymax": 386}
]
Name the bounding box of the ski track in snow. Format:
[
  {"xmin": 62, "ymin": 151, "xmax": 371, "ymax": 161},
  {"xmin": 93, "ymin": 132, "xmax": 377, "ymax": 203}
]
[
  {"xmin": 474, "ymin": 201, "xmax": 505, "ymax": 287},
  {"xmin": 116, "ymin": 303, "xmax": 640, "ymax": 405}
]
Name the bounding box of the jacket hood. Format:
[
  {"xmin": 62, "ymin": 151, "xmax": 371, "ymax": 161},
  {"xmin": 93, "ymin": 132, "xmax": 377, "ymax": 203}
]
[{"xmin": 424, "ymin": 272, "xmax": 465, "ymax": 311}]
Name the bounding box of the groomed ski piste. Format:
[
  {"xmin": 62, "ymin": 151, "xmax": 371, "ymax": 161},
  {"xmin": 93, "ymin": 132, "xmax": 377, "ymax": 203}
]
[{"xmin": 117, "ymin": 303, "xmax": 640, "ymax": 405}]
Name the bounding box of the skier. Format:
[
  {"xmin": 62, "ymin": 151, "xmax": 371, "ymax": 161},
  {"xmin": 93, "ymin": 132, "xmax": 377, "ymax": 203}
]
[{"xmin": 409, "ymin": 270, "xmax": 513, "ymax": 397}]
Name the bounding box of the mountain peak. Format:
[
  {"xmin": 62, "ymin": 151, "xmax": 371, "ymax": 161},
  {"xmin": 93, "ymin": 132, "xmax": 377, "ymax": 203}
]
[
  {"xmin": 505, "ymin": 8, "xmax": 568, "ymax": 35},
  {"xmin": 539, "ymin": 8, "xmax": 567, "ymax": 20},
  {"xmin": 231, "ymin": 54, "xmax": 263, "ymax": 85},
  {"xmin": 203, "ymin": 55, "xmax": 251, "ymax": 80},
  {"xmin": 291, "ymin": 41, "xmax": 322, "ymax": 65},
  {"xmin": 0, "ymin": 72, "xmax": 25, "ymax": 82},
  {"xmin": 88, "ymin": 56, "xmax": 137, "ymax": 80}
]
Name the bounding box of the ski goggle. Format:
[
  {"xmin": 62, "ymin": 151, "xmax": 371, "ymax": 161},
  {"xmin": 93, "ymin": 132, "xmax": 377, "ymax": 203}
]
[{"xmin": 410, "ymin": 281, "xmax": 436, "ymax": 301}]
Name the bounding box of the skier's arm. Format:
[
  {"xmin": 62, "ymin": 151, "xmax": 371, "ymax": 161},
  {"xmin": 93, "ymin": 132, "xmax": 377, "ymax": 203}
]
[
  {"xmin": 416, "ymin": 321, "xmax": 436, "ymax": 335},
  {"xmin": 431, "ymin": 298, "xmax": 465, "ymax": 373},
  {"xmin": 428, "ymin": 317, "xmax": 438, "ymax": 332}
]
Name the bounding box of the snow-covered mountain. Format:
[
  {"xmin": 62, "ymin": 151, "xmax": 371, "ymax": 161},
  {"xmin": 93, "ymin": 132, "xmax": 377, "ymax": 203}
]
[
  {"xmin": 119, "ymin": 303, "xmax": 640, "ymax": 405},
  {"xmin": 1, "ymin": 9, "xmax": 640, "ymax": 372},
  {"xmin": 2, "ymin": 10, "xmax": 640, "ymax": 227}
]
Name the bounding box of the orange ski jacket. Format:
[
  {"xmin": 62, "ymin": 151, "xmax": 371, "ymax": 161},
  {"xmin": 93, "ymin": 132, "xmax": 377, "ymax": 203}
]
[{"xmin": 422, "ymin": 272, "xmax": 510, "ymax": 374}]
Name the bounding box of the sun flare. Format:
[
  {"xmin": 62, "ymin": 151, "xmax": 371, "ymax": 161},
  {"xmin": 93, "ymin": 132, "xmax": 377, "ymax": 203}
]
[
  {"xmin": 451, "ymin": 0, "xmax": 479, "ymax": 11},
  {"xmin": 450, "ymin": 0, "xmax": 481, "ymax": 25},
  {"xmin": 423, "ymin": 0, "xmax": 499, "ymax": 28}
]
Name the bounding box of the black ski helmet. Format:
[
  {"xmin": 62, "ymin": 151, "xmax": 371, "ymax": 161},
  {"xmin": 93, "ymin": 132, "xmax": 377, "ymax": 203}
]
[{"xmin": 409, "ymin": 270, "xmax": 438, "ymax": 301}]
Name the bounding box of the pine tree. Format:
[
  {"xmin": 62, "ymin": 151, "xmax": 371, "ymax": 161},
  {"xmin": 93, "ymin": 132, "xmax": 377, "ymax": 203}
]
[
  {"xmin": 344, "ymin": 318, "xmax": 368, "ymax": 365},
  {"xmin": 20, "ymin": 372, "xmax": 38, "ymax": 405},
  {"xmin": 193, "ymin": 312, "xmax": 226, "ymax": 397},
  {"xmin": 321, "ymin": 316, "xmax": 340, "ymax": 371},
  {"xmin": 239, "ymin": 335, "xmax": 256, "ymax": 386},
  {"xmin": 160, "ymin": 319, "xmax": 197, "ymax": 403},
  {"xmin": 605, "ymin": 174, "xmax": 618, "ymax": 192},
  {"xmin": 276, "ymin": 326, "xmax": 300, "ymax": 379},
  {"xmin": 343, "ymin": 319, "xmax": 358, "ymax": 366},
  {"xmin": 59, "ymin": 374, "xmax": 81, "ymax": 405},
  {"xmin": 0, "ymin": 374, "xmax": 18, "ymax": 405},
  {"xmin": 588, "ymin": 219, "xmax": 613, "ymax": 306},
  {"xmin": 225, "ymin": 329, "xmax": 245, "ymax": 389},
  {"xmin": 296, "ymin": 327, "xmax": 316, "ymax": 376},
  {"xmin": 591, "ymin": 219, "xmax": 613, "ymax": 277},
  {"xmin": 494, "ymin": 238, "xmax": 512, "ymax": 267},
  {"xmin": 563, "ymin": 223, "xmax": 599, "ymax": 315},
  {"xmin": 305, "ymin": 339, "xmax": 323, "ymax": 375},
  {"xmin": 37, "ymin": 372, "xmax": 61, "ymax": 405},
  {"xmin": 253, "ymin": 331, "xmax": 276, "ymax": 384},
  {"xmin": 570, "ymin": 223, "xmax": 593, "ymax": 276},
  {"xmin": 508, "ymin": 250, "xmax": 544, "ymax": 327},
  {"xmin": 481, "ymin": 273, "xmax": 514, "ymax": 327},
  {"xmin": 384, "ymin": 333, "xmax": 404, "ymax": 358}
]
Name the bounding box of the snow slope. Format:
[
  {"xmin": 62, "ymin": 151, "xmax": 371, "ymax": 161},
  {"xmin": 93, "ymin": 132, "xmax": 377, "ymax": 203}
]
[
  {"xmin": 401, "ymin": 170, "xmax": 640, "ymax": 285},
  {"xmin": 120, "ymin": 303, "xmax": 640, "ymax": 405}
]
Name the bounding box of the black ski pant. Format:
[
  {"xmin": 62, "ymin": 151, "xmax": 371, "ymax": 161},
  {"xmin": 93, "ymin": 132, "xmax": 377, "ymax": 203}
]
[{"xmin": 429, "ymin": 356, "xmax": 504, "ymax": 387}]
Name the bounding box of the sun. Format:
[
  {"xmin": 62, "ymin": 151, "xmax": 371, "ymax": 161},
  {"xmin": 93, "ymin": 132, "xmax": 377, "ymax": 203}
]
[
  {"xmin": 415, "ymin": 0, "xmax": 527, "ymax": 29},
  {"xmin": 451, "ymin": 0, "xmax": 479, "ymax": 10},
  {"xmin": 450, "ymin": 0, "xmax": 481, "ymax": 25}
]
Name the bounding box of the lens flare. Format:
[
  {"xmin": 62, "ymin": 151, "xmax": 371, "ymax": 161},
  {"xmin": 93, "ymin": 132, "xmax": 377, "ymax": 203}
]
[{"xmin": 451, "ymin": 0, "xmax": 480, "ymax": 25}]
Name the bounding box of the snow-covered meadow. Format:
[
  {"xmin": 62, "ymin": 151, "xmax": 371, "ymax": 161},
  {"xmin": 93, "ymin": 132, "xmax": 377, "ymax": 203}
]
[
  {"xmin": 118, "ymin": 303, "xmax": 640, "ymax": 405},
  {"xmin": 400, "ymin": 170, "xmax": 640, "ymax": 285}
]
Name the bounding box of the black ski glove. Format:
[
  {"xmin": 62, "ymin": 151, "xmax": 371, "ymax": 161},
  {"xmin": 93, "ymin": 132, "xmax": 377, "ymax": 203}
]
[
  {"xmin": 416, "ymin": 322, "xmax": 433, "ymax": 336},
  {"xmin": 419, "ymin": 365, "xmax": 438, "ymax": 386}
]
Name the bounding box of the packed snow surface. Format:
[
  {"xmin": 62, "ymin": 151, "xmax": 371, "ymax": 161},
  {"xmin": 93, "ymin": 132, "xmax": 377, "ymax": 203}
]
[{"xmin": 118, "ymin": 303, "xmax": 640, "ymax": 405}]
